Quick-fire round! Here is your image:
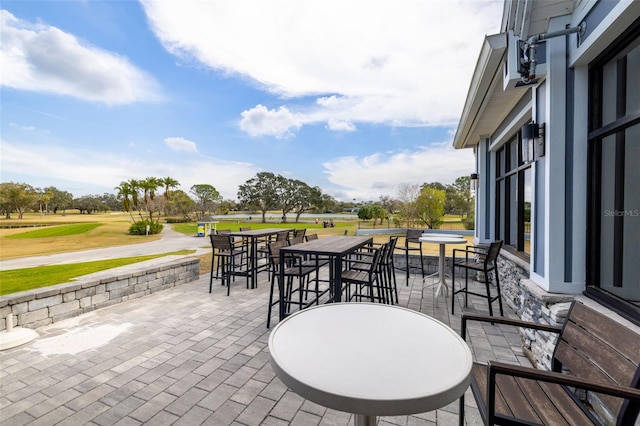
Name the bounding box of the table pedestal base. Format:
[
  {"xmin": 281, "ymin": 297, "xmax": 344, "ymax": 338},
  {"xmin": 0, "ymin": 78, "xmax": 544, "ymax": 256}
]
[
  {"xmin": 421, "ymin": 243, "xmax": 449, "ymax": 307},
  {"xmin": 355, "ymin": 414, "xmax": 377, "ymax": 426}
]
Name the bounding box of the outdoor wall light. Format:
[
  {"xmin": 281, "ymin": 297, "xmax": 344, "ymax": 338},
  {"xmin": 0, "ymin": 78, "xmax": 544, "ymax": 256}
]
[
  {"xmin": 521, "ymin": 122, "xmax": 545, "ymax": 164},
  {"xmin": 470, "ymin": 173, "xmax": 479, "ymax": 194}
]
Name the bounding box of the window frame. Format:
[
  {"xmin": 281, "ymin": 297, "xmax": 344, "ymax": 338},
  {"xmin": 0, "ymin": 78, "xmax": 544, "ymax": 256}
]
[
  {"xmin": 585, "ymin": 18, "xmax": 640, "ymax": 325},
  {"xmin": 495, "ymin": 134, "xmax": 531, "ymax": 260}
]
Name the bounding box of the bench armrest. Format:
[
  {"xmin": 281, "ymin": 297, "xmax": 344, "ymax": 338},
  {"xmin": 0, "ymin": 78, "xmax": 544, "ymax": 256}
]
[
  {"xmin": 461, "ymin": 313, "xmax": 562, "ymax": 339},
  {"xmin": 487, "ymin": 361, "xmax": 640, "ymax": 401}
]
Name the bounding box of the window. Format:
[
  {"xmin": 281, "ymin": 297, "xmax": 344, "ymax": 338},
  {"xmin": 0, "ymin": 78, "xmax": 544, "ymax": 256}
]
[
  {"xmin": 586, "ymin": 19, "xmax": 640, "ymax": 324},
  {"xmin": 495, "ymin": 135, "xmax": 531, "ymax": 258}
]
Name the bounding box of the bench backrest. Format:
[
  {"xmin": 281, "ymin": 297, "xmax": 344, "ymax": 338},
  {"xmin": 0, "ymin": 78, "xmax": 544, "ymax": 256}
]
[{"xmin": 552, "ymin": 302, "xmax": 640, "ymax": 424}]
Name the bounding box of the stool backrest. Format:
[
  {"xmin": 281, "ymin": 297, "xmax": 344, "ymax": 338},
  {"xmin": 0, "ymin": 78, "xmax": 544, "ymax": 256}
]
[
  {"xmin": 289, "ymin": 234, "xmax": 305, "ymax": 246},
  {"xmin": 210, "ymin": 234, "xmax": 233, "ymax": 251},
  {"xmin": 484, "ymin": 240, "xmax": 503, "ymax": 266},
  {"xmin": 406, "ymin": 229, "xmax": 423, "ymax": 244},
  {"xmin": 275, "ymin": 231, "xmax": 289, "ymax": 242},
  {"xmin": 267, "ymin": 240, "xmax": 288, "ymax": 263}
]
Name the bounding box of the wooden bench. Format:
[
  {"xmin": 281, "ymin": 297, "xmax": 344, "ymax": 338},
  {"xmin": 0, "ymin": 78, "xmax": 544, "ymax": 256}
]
[{"xmin": 459, "ymin": 301, "xmax": 640, "ymax": 425}]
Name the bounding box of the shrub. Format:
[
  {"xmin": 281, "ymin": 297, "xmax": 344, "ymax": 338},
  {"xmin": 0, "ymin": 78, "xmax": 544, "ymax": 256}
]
[
  {"xmin": 165, "ymin": 217, "xmax": 192, "ymax": 223},
  {"xmin": 129, "ymin": 220, "xmax": 163, "ymax": 235},
  {"xmin": 463, "ymin": 215, "xmax": 475, "ymax": 230}
]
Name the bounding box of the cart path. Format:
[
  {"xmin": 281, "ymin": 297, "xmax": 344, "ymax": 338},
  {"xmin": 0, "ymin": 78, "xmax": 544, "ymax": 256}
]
[{"xmin": 0, "ymin": 225, "xmax": 209, "ymax": 271}]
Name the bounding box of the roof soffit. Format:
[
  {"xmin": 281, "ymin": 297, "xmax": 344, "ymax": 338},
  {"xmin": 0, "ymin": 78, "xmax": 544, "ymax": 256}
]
[{"xmin": 454, "ymin": 32, "xmax": 532, "ymax": 150}]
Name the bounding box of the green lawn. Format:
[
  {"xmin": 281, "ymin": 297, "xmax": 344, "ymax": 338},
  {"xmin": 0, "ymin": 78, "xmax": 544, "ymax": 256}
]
[
  {"xmin": 6, "ymin": 223, "xmax": 103, "ymax": 239},
  {"xmin": 171, "ymin": 221, "xmax": 345, "ymax": 235},
  {"xmin": 0, "ymin": 250, "xmax": 194, "ymax": 296}
]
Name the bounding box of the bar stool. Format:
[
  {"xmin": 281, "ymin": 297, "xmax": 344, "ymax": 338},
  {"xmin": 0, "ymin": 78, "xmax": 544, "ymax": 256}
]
[
  {"xmin": 209, "ymin": 234, "xmax": 249, "ymax": 295},
  {"xmin": 396, "ymin": 229, "xmax": 425, "ymax": 285},
  {"xmin": 266, "ymin": 240, "xmax": 317, "ymax": 328},
  {"xmin": 451, "ymin": 240, "xmax": 504, "ymax": 316}
]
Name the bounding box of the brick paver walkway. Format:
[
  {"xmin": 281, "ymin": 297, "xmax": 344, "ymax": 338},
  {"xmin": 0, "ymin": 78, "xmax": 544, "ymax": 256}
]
[{"xmin": 1, "ymin": 269, "xmax": 529, "ymax": 425}]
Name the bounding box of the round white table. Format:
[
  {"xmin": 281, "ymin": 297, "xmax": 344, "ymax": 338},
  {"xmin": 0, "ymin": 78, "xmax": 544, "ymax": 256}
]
[
  {"xmin": 268, "ymin": 303, "xmax": 472, "ymax": 426},
  {"xmin": 419, "ymin": 235, "xmax": 467, "ymax": 305}
]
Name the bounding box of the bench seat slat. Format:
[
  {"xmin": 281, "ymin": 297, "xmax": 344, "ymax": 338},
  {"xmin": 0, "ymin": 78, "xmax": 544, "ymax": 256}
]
[
  {"xmin": 462, "ymin": 302, "xmax": 640, "ymax": 426},
  {"xmin": 471, "ymin": 364, "xmax": 512, "ymax": 420},
  {"xmin": 559, "ymin": 322, "xmax": 637, "ymax": 385},
  {"xmin": 568, "ymin": 303, "xmax": 640, "ymax": 366},
  {"xmin": 472, "ymin": 363, "xmax": 595, "ymax": 425}
]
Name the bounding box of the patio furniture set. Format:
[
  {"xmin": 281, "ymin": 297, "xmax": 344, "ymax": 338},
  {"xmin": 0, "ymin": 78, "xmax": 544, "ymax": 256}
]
[{"xmin": 208, "ymin": 229, "xmax": 640, "ymax": 425}]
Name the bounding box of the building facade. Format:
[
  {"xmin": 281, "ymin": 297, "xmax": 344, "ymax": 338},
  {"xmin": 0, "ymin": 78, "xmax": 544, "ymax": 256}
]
[{"xmin": 454, "ymin": 0, "xmax": 639, "ymax": 328}]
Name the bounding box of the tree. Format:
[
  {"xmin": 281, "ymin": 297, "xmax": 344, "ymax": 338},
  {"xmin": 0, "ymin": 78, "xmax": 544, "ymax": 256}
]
[
  {"xmin": 100, "ymin": 193, "xmax": 121, "ymax": 211},
  {"xmin": 277, "ymin": 177, "xmax": 299, "ymax": 222},
  {"xmin": 161, "ymin": 176, "xmax": 180, "ymax": 200},
  {"xmin": 293, "ymin": 185, "xmax": 323, "ymax": 222},
  {"xmin": 396, "ymin": 183, "xmax": 420, "ymax": 227},
  {"xmin": 237, "ymin": 172, "xmax": 281, "ymax": 223},
  {"xmin": 0, "ymin": 182, "xmax": 37, "ymax": 219},
  {"xmin": 415, "ymin": 186, "xmax": 446, "ymax": 229},
  {"xmin": 370, "ymin": 205, "xmax": 388, "ymax": 226},
  {"xmin": 45, "ymin": 186, "xmax": 73, "ymax": 214},
  {"xmin": 357, "ymin": 205, "xmax": 373, "ymax": 221},
  {"xmin": 164, "ymin": 190, "xmax": 195, "ymax": 218},
  {"xmin": 115, "ymin": 176, "xmax": 178, "ymax": 234},
  {"xmin": 190, "ymin": 184, "xmax": 221, "ymax": 218},
  {"xmin": 451, "ymin": 176, "xmax": 474, "ymax": 218},
  {"xmin": 139, "ymin": 177, "xmax": 164, "ymax": 222},
  {"xmin": 378, "ymin": 195, "xmax": 398, "ymax": 216},
  {"xmin": 216, "ymin": 199, "xmax": 237, "ymax": 215},
  {"xmin": 35, "ymin": 187, "xmax": 53, "ymax": 216},
  {"xmin": 115, "ymin": 180, "xmax": 137, "ymax": 221},
  {"xmin": 74, "ymin": 194, "xmax": 102, "ymax": 214},
  {"xmin": 317, "ymin": 193, "xmax": 337, "ymax": 213}
]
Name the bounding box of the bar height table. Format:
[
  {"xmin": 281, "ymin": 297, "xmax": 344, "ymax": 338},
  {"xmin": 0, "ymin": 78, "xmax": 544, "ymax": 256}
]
[
  {"xmin": 269, "ymin": 303, "xmax": 472, "ymax": 426},
  {"xmin": 278, "ymin": 235, "xmax": 372, "ymax": 321},
  {"xmin": 419, "ymin": 235, "xmax": 467, "ymax": 305},
  {"xmin": 229, "ymin": 228, "xmax": 293, "ymax": 289}
]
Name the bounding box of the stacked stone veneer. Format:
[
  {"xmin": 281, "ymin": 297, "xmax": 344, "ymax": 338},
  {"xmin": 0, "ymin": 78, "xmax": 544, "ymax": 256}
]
[
  {"xmin": 397, "ymin": 251, "xmax": 575, "ymax": 370},
  {"xmin": 495, "ymin": 252, "xmax": 574, "ymax": 370},
  {"xmin": 0, "ymin": 257, "xmax": 200, "ymax": 332},
  {"xmin": 392, "ymin": 253, "xmax": 440, "ymax": 277}
]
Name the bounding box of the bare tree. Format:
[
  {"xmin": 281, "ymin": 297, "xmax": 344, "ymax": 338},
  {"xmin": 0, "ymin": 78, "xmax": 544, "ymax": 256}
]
[{"xmin": 396, "ymin": 183, "xmax": 420, "ymax": 227}]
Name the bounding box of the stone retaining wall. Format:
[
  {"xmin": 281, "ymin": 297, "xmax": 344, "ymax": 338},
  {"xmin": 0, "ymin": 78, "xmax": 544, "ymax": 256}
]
[{"xmin": 0, "ymin": 257, "xmax": 200, "ymax": 331}]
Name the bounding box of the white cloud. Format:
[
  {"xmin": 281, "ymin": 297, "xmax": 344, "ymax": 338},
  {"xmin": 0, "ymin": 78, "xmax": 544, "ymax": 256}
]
[
  {"xmin": 239, "ymin": 105, "xmax": 302, "ymax": 138},
  {"xmin": 0, "ymin": 10, "xmax": 162, "ymax": 105},
  {"xmin": 323, "ymin": 142, "xmax": 474, "ymax": 201},
  {"xmin": 164, "ymin": 137, "xmax": 197, "ymax": 153},
  {"xmin": 326, "ymin": 118, "xmax": 356, "ymax": 132},
  {"xmin": 0, "ymin": 139, "xmax": 257, "ymax": 199},
  {"xmin": 141, "ymin": 0, "xmax": 502, "ymax": 135}
]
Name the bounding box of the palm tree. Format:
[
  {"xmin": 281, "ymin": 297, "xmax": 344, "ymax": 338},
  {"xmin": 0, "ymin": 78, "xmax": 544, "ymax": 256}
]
[
  {"xmin": 128, "ymin": 179, "xmax": 143, "ymax": 221},
  {"xmin": 162, "ymin": 177, "xmax": 180, "ymax": 200},
  {"xmin": 140, "ymin": 177, "xmax": 163, "ymax": 222},
  {"xmin": 115, "ymin": 181, "xmax": 136, "ymax": 221}
]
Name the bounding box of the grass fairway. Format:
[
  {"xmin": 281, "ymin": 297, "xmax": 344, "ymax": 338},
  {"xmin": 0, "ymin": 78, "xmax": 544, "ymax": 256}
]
[
  {"xmin": 1, "ymin": 213, "xmax": 161, "ymax": 260},
  {"xmin": 6, "ymin": 223, "xmax": 103, "ymax": 239},
  {"xmin": 0, "ymin": 250, "xmax": 195, "ymax": 295}
]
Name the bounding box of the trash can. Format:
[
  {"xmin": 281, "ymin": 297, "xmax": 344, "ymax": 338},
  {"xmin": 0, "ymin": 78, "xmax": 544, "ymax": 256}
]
[{"xmin": 197, "ymin": 223, "xmax": 205, "ymax": 237}]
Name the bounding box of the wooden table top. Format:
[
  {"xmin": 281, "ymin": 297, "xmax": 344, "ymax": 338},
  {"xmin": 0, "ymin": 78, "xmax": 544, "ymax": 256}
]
[{"xmin": 280, "ymin": 235, "xmax": 372, "ymax": 256}]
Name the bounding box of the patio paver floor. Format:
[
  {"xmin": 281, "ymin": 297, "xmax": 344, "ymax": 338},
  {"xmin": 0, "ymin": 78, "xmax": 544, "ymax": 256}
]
[{"xmin": 0, "ymin": 268, "xmax": 528, "ymax": 425}]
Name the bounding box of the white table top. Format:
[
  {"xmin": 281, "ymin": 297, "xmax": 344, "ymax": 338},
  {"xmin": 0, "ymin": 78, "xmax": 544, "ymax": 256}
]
[
  {"xmin": 268, "ymin": 303, "xmax": 472, "ymax": 416},
  {"xmin": 419, "ymin": 235, "xmax": 467, "ymax": 244}
]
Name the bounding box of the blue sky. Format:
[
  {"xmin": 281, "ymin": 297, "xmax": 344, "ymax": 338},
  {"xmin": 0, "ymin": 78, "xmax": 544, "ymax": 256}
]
[{"xmin": 1, "ymin": 0, "xmax": 502, "ymax": 202}]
